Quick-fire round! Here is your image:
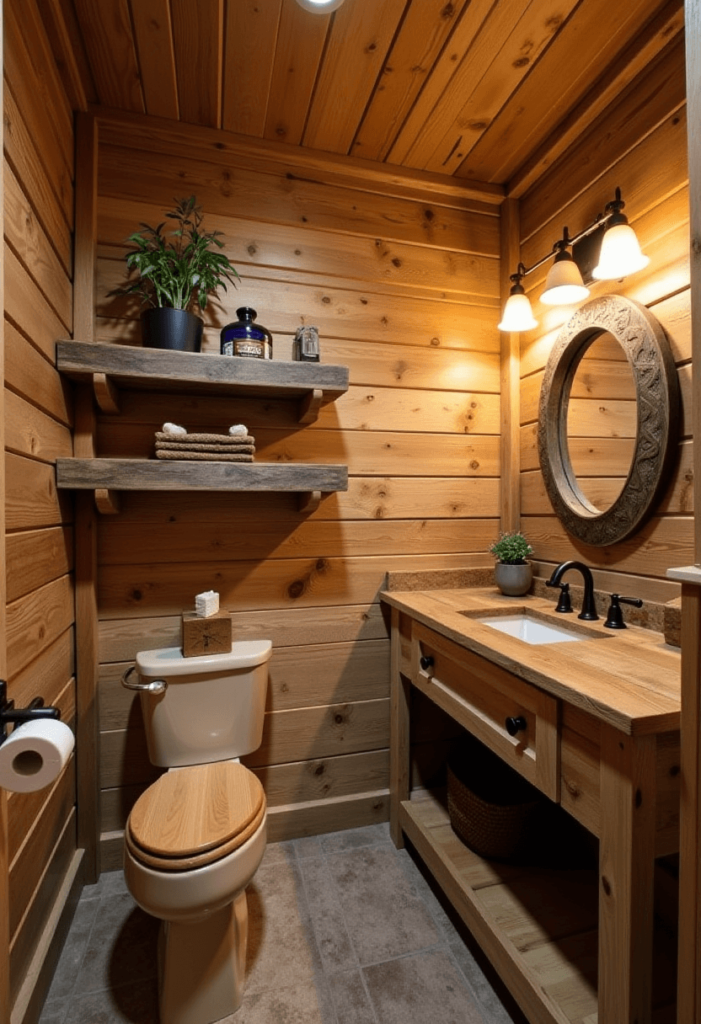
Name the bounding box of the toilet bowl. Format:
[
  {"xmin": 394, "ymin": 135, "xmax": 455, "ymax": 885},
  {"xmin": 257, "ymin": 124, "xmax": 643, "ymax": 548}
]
[{"xmin": 121, "ymin": 641, "xmax": 272, "ymax": 1024}]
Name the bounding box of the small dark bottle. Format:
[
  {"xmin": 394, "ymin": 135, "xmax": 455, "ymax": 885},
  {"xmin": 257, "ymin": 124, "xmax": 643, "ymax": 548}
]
[{"xmin": 220, "ymin": 307, "xmax": 273, "ymax": 359}]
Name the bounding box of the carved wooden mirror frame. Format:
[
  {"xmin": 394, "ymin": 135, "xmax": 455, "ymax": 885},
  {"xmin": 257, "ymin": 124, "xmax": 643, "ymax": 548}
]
[{"xmin": 537, "ymin": 294, "xmax": 680, "ymax": 547}]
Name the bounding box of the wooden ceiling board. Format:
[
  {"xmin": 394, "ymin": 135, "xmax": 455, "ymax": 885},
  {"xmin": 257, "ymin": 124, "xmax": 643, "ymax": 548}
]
[
  {"xmin": 222, "ymin": 0, "xmax": 283, "ymax": 136},
  {"xmin": 422, "ymin": 0, "xmax": 581, "ymax": 177},
  {"xmin": 72, "ymin": 0, "xmax": 144, "ymax": 112},
  {"xmin": 386, "ymin": 0, "xmax": 497, "ymax": 168},
  {"xmin": 39, "ymin": 0, "xmax": 688, "ymax": 196},
  {"xmin": 263, "ymin": 0, "xmax": 328, "ymax": 146},
  {"xmin": 171, "ymin": 0, "xmax": 223, "ymax": 127},
  {"xmin": 302, "ymin": 0, "xmax": 408, "ymax": 154},
  {"xmin": 349, "ymin": 0, "xmax": 474, "ymax": 164},
  {"xmin": 130, "ymin": 0, "xmax": 179, "ymax": 120},
  {"xmin": 458, "ymin": 0, "xmax": 678, "ymax": 184}
]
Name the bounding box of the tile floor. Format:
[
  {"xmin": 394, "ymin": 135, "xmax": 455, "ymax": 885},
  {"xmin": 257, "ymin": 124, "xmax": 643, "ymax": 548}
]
[{"xmin": 39, "ymin": 823, "xmax": 528, "ymax": 1024}]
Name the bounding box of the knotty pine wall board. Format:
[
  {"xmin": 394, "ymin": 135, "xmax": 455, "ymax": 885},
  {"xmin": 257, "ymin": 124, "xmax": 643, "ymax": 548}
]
[
  {"xmin": 95, "ymin": 477, "xmax": 501, "ymax": 525},
  {"xmin": 98, "ymin": 604, "xmax": 389, "ymax": 663},
  {"xmin": 5, "ymin": 453, "xmax": 71, "ymax": 531}
]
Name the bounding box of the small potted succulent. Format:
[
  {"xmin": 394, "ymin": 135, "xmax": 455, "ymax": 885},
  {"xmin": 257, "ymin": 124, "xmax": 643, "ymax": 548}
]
[
  {"xmin": 111, "ymin": 196, "xmax": 239, "ymax": 352},
  {"xmin": 489, "ymin": 531, "xmax": 534, "ymax": 596}
]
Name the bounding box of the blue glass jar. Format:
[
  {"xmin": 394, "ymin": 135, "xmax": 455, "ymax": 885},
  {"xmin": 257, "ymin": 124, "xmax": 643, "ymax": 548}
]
[{"xmin": 220, "ymin": 307, "xmax": 273, "ymax": 359}]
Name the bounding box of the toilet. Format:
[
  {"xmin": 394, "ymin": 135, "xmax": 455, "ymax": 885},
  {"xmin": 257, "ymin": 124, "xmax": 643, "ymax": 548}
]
[{"xmin": 121, "ymin": 640, "xmax": 272, "ymax": 1024}]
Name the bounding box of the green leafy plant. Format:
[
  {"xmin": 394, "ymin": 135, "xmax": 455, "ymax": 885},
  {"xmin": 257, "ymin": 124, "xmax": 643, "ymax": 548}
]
[
  {"xmin": 489, "ymin": 531, "xmax": 533, "ymax": 564},
  {"xmin": 111, "ymin": 196, "xmax": 239, "ymax": 312}
]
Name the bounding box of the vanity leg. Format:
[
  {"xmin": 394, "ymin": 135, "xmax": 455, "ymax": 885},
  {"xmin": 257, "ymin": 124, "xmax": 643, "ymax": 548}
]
[
  {"xmin": 389, "ymin": 608, "xmax": 411, "ymax": 848},
  {"xmin": 598, "ymin": 725, "xmax": 657, "ymax": 1024}
]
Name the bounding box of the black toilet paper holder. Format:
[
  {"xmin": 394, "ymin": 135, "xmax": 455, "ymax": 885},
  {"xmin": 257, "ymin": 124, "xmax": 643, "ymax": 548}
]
[{"xmin": 0, "ymin": 680, "xmax": 61, "ymax": 746}]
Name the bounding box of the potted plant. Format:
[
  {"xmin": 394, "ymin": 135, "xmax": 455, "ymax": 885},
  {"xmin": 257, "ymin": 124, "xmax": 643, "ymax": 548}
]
[
  {"xmin": 111, "ymin": 196, "xmax": 240, "ymax": 351},
  {"xmin": 489, "ymin": 531, "xmax": 534, "ymax": 596}
]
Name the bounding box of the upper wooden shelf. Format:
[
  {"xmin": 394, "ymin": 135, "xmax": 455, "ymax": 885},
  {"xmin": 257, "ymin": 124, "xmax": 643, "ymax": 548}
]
[{"xmin": 56, "ymin": 339, "xmax": 349, "ymax": 422}]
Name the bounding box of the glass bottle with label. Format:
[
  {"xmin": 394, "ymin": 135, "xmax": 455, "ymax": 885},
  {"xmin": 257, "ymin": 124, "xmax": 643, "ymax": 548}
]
[{"xmin": 220, "ymin": 307, "xmax": 273, "ymax": 359}]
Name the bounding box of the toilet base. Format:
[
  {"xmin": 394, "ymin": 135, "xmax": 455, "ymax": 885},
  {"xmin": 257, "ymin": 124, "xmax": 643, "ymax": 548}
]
[{"xmin": 158, "ymin": 890, "xmax": 248, "ymax": 1024}]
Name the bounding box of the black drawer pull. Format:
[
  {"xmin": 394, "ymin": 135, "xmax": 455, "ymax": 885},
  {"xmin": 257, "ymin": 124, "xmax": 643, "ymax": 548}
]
[
  {"xmin": 419, "ymin": 655, "xmax": 434, "ymax": 671},
  {"xmin": 505, "ymin": 715, "xmax": 527, "ymax": 736}
]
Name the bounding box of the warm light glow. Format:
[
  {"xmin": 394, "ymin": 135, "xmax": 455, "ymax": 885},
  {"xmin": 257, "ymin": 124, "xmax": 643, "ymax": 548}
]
[
  {"xmin": 540, "ymin": 251, "xmax": 589, "ymax": 306},
  {"xmin": 295, "ymin": 0, "xmax": 345, "ymax": 11},
  {"xmin": 592, "ymin": 223, "xmax": 649, "ymax": 280},
  {"xmin": 498, "ymin": 292, "xmax": 538, "ymax": 332}
]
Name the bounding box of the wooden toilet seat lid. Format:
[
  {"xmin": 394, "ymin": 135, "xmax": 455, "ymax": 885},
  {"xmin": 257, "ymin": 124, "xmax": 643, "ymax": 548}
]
[{"xmin": 128, "ymin": 762, "xmax": 265, "ymax": 863}]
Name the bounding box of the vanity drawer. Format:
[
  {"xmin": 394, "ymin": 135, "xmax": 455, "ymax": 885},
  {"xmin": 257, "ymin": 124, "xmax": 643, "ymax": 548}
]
[{"xmin": 412, "ymin": 622, "xmax": 559, "ymax": 801}]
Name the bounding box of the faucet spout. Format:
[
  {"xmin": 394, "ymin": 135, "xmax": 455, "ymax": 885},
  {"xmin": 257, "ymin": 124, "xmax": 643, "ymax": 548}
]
[{"xmin": 546, "ymin": 560, "xmax": 598, "ymax": 621}]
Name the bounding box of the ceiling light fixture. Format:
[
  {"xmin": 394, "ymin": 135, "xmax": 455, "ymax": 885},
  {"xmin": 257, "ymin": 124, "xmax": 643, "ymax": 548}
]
[
  {"xmin": 295, "ymin": 0, "xmax": 346, "ymax": 12},
  {"xmin": 498, "ymin": 188, "xmax": 649, "ymax": 332}
]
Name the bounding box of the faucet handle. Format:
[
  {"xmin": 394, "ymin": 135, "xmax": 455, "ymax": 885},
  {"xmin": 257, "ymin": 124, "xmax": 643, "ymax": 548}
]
[
  {"xmin": 604, "ymin": 594, "xmax": 643, "ymax": 629},
  {"xmin": 546, "ymin": 580, "xmax": 572, "ymax": 613}
]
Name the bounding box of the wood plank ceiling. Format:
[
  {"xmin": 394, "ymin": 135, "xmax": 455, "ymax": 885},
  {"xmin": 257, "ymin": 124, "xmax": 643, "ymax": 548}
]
[{"xmin": 46, "ymin": 0, "xmax": 683, "ymax": 196}]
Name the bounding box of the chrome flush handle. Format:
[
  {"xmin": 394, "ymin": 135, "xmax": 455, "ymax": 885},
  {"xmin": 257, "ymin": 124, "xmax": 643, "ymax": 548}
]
[{"xmin": 121, "ymin": 665, "xmax": 167, "ymax": 695}]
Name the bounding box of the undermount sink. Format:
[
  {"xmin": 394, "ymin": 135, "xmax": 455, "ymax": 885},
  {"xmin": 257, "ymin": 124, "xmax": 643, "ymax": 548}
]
[{"xmin": 467, "ymin": 610, "xmax": 605, "ymax": 646}]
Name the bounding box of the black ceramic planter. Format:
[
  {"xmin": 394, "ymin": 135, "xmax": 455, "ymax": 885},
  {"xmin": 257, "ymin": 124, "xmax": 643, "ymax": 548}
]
[{"xmin": 141, "ymin": 308, "xmax": 203, "ymax": 352}]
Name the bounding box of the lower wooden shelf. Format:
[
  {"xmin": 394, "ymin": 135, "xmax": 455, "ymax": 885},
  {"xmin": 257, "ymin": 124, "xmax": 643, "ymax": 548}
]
[
  {"xmin": 55, "ymin": 458, "xmax": 348, "ymax": 513},
  {"xmin": 399, "ymin": 793, "xmax": 676, "ymax": 1024}
]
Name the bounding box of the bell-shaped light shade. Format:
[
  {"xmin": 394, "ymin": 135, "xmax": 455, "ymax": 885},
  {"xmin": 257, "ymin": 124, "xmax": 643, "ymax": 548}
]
[
  {"xmin": 295, "ymin": 0, "xmax": 345, "ymax": 10},
  {"xmin": 592, "ymin": 222, "xmax": 649, "ymax": 280},
  {"xmin": 498, "ymin": 290, "xmax": 538, "ymax": 332},
  {"xmin": 540, "ymin": 250, "xmax": 590, "ymax": 306}
]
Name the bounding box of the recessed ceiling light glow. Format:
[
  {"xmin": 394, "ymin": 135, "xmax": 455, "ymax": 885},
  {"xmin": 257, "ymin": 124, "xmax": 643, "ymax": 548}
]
[{"xmin": 295, "ymin": 0, "xmax": 346, "ymax": 11}]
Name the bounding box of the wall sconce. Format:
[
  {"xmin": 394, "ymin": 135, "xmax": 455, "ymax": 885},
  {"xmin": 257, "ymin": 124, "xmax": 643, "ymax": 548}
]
[
  {"xmin": 295, "ymin": 0, "xmax": 346, "ymax": 11},
  {"xmin": 498, "ymin": 188, "xmax": 649, "ymax": 332}
]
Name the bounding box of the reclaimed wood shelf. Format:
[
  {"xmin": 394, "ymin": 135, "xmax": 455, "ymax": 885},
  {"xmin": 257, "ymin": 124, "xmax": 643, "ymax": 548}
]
[
  {"xmin": 56, "ymin": 339, "xmax": 349, "ymax": 423},
  {"xmin": 55, "ymin": 340, "xmax": 350, "ymax": 513},
  {"xmin": 400, "ymin": 793, "xmax": 676, "ymax": 1024}
]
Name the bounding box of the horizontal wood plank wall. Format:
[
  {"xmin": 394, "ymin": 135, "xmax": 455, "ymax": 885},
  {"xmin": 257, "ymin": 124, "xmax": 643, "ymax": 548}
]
[
  {"xmin": 3, "ymin": 0, "xmax": 77, "ymax": 1011},
  {"xmin": 518, "ymin": 35, "xmax": 691, "ymax": 609},
  {"xmin": 93, "ymin": 110, "xmax": 501, "ymax": 861}
]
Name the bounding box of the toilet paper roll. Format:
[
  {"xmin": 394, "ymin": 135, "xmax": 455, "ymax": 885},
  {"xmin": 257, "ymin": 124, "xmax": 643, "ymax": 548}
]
[{"xmin": 0, "ymin": 718, "xmax": 75, "ymax": 793}]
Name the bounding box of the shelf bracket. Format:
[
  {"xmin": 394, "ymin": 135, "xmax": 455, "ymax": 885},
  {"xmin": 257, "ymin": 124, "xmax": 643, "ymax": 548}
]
[
  {"xmin": 94, "ymin": 488, "xmax": 120, "ymax": 514},
  {"xmin": 298, "ymin": 490, "xmax": 322, "ymax": 513},
  {"xmin": 298, "ymin": 388, "xmax": 323, "ymax": 424},
  {"xmin": 92, "ymin": 373, "xmax": 120, "ymax": 414}
]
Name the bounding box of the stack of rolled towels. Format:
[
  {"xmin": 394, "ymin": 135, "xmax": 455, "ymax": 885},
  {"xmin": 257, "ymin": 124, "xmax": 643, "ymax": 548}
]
[{"xmin": 155, "ymin": 423, "xmax": 256, "ymax": 462}]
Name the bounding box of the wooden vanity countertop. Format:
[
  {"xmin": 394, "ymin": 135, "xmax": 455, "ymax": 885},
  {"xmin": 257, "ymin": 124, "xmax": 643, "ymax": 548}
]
[{"xmin": 381, "ymin": 587, "xmax": 681, "ymax": 736}]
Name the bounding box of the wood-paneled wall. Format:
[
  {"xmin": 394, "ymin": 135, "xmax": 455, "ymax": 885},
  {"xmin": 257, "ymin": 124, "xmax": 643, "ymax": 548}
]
[
  {"xmin": 518, "ymin": 34, "xmax": 691, "ymax": 607},
  {"xmin": 3, "ymin": 0, "xmax": 79, "ymax": 1016},
  {"xmin": 92, "ymin": 111, "xmax": 502, "ymax": 864}
]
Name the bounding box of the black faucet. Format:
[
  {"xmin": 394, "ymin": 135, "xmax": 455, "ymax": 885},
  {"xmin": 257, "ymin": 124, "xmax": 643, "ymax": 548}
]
[{"xmin": 546, "ymin": 561, "xmax": 599, "ymax": 620}]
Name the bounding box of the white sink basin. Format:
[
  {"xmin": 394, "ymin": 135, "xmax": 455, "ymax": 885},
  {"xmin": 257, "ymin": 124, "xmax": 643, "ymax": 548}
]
[{"xmin": 473, "ymin": 612, "xmax": 595, "ymax": 645}]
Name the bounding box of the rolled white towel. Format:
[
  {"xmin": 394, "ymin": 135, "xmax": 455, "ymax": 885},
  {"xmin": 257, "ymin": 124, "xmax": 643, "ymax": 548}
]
[
  {"xmin": 229, "ymin": 424, "xmax": 248, "ymax": 436},
  {"xmin": 163, "ymin": 422, "xmax": 188, "ymax": 436}
]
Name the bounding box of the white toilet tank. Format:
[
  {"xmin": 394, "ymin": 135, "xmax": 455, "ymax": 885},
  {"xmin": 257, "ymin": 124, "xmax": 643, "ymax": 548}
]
[{"xmin": 134, "ymin": 640, "xmax": 272, "ymax": 768}]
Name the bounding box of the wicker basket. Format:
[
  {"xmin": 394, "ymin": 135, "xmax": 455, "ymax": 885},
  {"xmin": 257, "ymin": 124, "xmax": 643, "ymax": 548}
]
[{"xmin": 447, "ymin": 735, "xmax": 544, "ymax": 863}]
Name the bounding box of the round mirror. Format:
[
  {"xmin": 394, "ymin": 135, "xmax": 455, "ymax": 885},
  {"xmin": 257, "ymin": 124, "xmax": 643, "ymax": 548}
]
[{"xmin": 538, "ymin": 295, "xmax": 680, "ymax": 546}]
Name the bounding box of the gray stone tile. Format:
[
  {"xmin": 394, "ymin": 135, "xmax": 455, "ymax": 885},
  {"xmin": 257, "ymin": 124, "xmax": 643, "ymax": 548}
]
[
  {"xmin": 60, "ymin": 978, "xmax": 159, "ymax": 1024},
  {"xmin": 38, "ymin": 997, "xmax": 68, "ymax": 1024},
  {"xmin": 447, "ymin": 936, "xmax": 526, "ymax": 1024},
  {"xmin": 325, "ymin": 846, "xmax": 440, "ymax": 965},
  {"xmin": 259, "ymin": 839, "xmax": 296, "ymax": 868},
  {"xmin": 45, "ymin": 898, "xmax": 101, "ymax": 1000},
  {"xmin": 363, "ymin": 948, "xmax": 485, "ymax": 1024},
  {"xmin": 73, "ymin": 895, "xmax": 159, "ymax": 995},
  {"xmin": 245, "ymin": 858, "xmax": 323, "ymax": 996},
  {"xmin": 233, "ymin": 977, "xmax": 337, "ymax": 1024},
  {"xmin": 79, "ymin": 869, "xmax": 129, "ymax": 902},
  {"xmin": 320, "ymin": 824, "xmax": 391, "ymax": 855},
  {"xmin": 298, "ymin": 855, "xmax": 358, "ymax": 973},
  {"xmin": 327, "ymin": 970, "xmax": 378, "ymax": 1024},
  {"xmin": 292, "ymin": 834, "xmax": 325, "ymax": 860}
]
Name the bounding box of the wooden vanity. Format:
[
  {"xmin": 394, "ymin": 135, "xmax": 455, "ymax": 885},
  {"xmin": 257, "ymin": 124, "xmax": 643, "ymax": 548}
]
[{"xmin": 383, "ymin": 586, "xmax": 681, "ymax": 1024}]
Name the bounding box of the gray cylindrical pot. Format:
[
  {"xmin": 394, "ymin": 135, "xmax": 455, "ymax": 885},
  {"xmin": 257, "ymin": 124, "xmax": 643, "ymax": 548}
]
[
  {"xmin": 141, "ymin": 308, "xmax": 203, "ymax": 352},
  {"xmin": 494, "ymin": 562, "xmax": 533, "ymax": 597}
]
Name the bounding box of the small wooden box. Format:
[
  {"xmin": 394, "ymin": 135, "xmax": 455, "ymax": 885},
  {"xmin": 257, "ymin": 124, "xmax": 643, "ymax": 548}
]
[{"xmin": 182, "ymin": 610, "xmax": 232, "ymax": 658}]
